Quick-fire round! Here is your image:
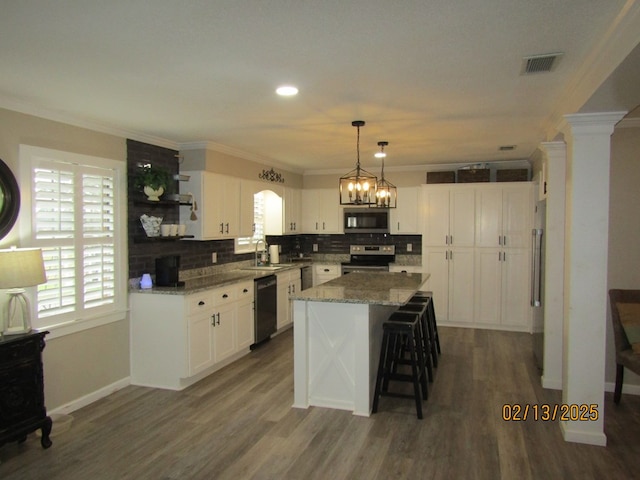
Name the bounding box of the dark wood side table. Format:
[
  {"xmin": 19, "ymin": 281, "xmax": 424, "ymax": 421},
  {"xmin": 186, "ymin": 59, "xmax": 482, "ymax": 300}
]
[{"xmin": 0, "ymin": 331, "xmax": 52, "ymax": 449}]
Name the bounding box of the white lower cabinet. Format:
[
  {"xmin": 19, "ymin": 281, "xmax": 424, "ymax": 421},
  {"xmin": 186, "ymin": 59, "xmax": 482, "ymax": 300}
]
[
  {"xmin": 313, "ymin": 264, "xmax": 341, "ymax": 286},
  {"xmin": 389, "ymin": 265, "xmax": 422, "ymax": 273},
  {"xmin": 276, "ymin": 269, "xmax": 301, "ymax": 330},
  {"xmin": 423, "ymin": 247, "xmax": 475, "ymax": 326},
  {"xmin": 474, "ymin": 248, "xmax": 531, "ymax": 330},
  {"xmin": 131, "ymin": 279, "xmax": 255, "ymax": 391},
  {"xmin": 188, "ymin": 303, "xmax": 215, "ymax": 375},
  {"xmin": 236, "ymin": 282, "xmax": 255, "ymax": 350}
]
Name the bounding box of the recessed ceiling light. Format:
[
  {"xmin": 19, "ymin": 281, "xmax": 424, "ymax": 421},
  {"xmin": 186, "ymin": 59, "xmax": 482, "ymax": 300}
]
[{"xmin": 276, "ymin": 85, "xmax": 298, "ymax": 96}]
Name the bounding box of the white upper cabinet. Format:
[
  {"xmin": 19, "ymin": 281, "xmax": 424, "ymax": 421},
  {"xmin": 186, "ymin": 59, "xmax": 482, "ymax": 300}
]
[
  {"xmin": 475, "ymin": 184, "xmax": 533, "ymax": 248},
  {"xmin": 302, "ymin": 188, "xmax": 342, "ymax": 234},
  {"xmin": 180, "ymin": 171, "xmax": 241, "ymax": 240},
  {"xmin": 423, "ymin": 185, "xmax": 475, "ymax": 247},
  {"xmin": 390, "ymin": 186, "xmax": 421, "ymax": 234},
  {"xmin": 283, "ymin": 187, "xmax": 302, "ymax": 234}
]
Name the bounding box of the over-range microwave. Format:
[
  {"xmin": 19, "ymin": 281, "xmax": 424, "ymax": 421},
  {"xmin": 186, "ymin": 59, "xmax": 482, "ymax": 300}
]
[{"xmin": 343, "ymin": 208, "xmax": 389, "ymax": 234}]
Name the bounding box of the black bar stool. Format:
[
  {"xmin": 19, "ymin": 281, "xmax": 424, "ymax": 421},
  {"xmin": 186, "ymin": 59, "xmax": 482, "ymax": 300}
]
[
  {"xmin": 395, "ymin": 301, "xmax": 434, "ymax": 381},
  {"xmin": 372, "ymin": 311, "xmax": 427, "ymax": 419},
  {"xmin": 410, "ymin": 291, "xmax": 441, "ymax": 355}
]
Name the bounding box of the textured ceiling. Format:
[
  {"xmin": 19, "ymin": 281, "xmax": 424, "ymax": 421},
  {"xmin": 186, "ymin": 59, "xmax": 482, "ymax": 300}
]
[{"xmin": 1, "ymin": 1, "xmax": 639, "ymax": 173}]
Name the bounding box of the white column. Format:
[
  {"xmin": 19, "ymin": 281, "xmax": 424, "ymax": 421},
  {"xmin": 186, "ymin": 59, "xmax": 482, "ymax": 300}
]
[
  {"xmin": 560, "ymin": 111, "xmax": 626, "ymax": 446},
  {"xmin": 539, "ymin": 141, "xmax": 566, "ymax": 391}
]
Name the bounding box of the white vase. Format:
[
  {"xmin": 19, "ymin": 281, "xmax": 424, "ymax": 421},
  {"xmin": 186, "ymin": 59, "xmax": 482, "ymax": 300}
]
[{"xmin": 143, "ymin": 185, "xmax": 164, "ymax": 201}]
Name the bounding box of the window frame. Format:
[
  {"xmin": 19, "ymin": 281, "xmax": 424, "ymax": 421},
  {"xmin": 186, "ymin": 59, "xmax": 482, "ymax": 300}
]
[{"xmin": 19, "ymin": 145, "xmax": 127, "ymax": 339}]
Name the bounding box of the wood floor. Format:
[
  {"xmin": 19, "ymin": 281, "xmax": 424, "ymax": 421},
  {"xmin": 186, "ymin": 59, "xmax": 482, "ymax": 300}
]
[{"xmin": 2, "ymin": 326, "xmax": 640, "ymax": 480}]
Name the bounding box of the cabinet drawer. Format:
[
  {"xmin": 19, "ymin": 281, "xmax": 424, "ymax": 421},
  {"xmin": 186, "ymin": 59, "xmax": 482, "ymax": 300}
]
[
  {"xmin": 211, "ymin": 286, "xmax": 237, "ymax": 305},
  {"xmin": 236, "ymin": 281, "xmax": 254, "ymax": 301},
  {"xmin": 186, "ymin": 293, "xmax": 215, "ymax": 315},
  {"xmin": 313, "ymin": 264, "xmax": 340, "ymax": 276}
]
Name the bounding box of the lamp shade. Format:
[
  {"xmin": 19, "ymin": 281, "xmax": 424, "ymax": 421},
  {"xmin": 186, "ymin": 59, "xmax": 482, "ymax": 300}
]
[{"xmin": 0, "ymin": 248, "xmax": 47, "ymax": 289}]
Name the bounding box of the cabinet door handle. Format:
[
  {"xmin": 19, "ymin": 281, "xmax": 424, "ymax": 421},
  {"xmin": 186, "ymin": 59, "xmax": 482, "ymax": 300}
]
[
  {"xmin": 211, "ymin": 314, "xmax": 216, "ymax": 326},
  {"xmin": 198, "ymin": 300, "xmax": 205, "ymax": 306},
  {"xmin": 243, "ymin": 288, "xmax": 248, "ymax": 293},
  {"xmin": 449, "ymin": 250, "xmax": 453, "ymax": 260},
  {"xmin": 397, "ymin": 222, "xmax": 400, "ymax": 230},
  {"xmin": 322, "ymin": 222, "xmax": 325, "ymax": 230},
  {"xmin": 315, "ymin": 222, "xmax": 318, "ymax": 230},
  {"xmin": 503, "ymin": 235, "xmax": 506, "ymax": 246},
  {"xmin": 222, "ymin": 293, "xmax": 228, "ymax": 298},
  {"xmin": 220, "ymin": 222, "xmax": 224, "ymax": 234},
  {"xmin": 324, "ymin": 268, "xmax": 330, "ymax": 272},
  {"xmin": 450, "ymin": 235, "xmax": 453, "ymax": 245},
  {"xmin": 225, "ymin": 223, "xmax": 229, "ymax": 233}
]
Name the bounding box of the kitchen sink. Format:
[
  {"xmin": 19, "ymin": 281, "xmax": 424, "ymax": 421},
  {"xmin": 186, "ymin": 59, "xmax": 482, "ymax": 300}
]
[
  {"xmin": 241, "ymin": 263, "xmax": 299, "ymax": 272},
  {"xmin": 241, "ymin": 265, "xmax": 286, "ymax": 271}
]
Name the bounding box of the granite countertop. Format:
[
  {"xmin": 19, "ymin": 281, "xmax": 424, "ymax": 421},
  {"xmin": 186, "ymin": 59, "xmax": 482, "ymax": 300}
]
[
  {"xmin": 290, "ymin": 271, "xmax": 430, "ymax": 306},
  {"xmin": 130, "ymin": 263, "xmax": 309, "ymax": 295}
]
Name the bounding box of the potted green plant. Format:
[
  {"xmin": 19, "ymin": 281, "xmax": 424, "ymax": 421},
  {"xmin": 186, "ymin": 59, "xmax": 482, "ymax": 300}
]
[{"xmin": 134, "ymin": 165, "xmax": 172, "ymax": 201}]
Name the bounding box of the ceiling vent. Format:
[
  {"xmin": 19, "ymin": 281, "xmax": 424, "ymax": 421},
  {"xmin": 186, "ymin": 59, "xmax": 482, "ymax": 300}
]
[{"xmin": 521, "ymin": 53, "xmax": 563, "ymax": 75}]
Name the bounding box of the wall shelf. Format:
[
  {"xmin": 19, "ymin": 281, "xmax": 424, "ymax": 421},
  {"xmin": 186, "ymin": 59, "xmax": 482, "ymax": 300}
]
[
  {"xmin": 133, "ymin": 198, "xmax": 192, "ymax": 207},
  {"xmin": 133, "ymin": 235, "xmax": 195, "ymax": 243}
]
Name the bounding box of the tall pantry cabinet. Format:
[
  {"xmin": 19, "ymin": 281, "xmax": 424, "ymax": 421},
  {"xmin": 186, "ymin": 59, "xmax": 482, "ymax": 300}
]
[
  {"xmin": 474, "ymin": 185, "xmax": 533, "ymax": 330},
  {"xmin": 422, "ymin": 182, "xmax": 534, "ymax": 331},
  {"xmin": 422, "ymin": 186, "xmax": 475, "ymax": 325}
]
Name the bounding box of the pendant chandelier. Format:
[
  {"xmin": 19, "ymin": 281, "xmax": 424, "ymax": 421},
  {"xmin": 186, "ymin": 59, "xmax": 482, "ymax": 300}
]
[
  {"xmin": 372, "ymin": 141, "xmax": 397, "ymax": 208},
  {"xmin": 339, "ymin": 120, "xmax": 377, "ymax": 205}
]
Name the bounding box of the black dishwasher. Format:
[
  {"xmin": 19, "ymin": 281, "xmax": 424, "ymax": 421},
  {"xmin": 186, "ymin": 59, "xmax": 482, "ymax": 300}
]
[{"xmin": 252, "ymin": 275, "xmax": 277, "ymax": 348}]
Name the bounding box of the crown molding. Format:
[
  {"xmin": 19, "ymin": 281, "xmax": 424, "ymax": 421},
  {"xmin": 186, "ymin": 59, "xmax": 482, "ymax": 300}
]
[
  {"xmin": 547, "ymin": 1, "xmax": 640, "ymax": 138},
  {"xmin": 617, "ymin": 116, "xmax": 640, "ymax": 128},
  {"xmin": 0, "ymin": 96, "xmax": 179, "ymax": 150}
]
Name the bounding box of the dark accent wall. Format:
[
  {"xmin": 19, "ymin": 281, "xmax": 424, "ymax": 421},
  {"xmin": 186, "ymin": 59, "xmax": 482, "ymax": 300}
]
[
  {"xmin": 127, "ymin": 140, "xmax": 253, "ymax": 278},
  {"xmin": 127, "ymin": 140, "xmax": 421, "ymax": 279}
]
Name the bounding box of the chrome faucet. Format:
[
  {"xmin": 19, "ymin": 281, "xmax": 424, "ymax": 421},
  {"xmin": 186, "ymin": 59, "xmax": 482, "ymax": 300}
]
[{"xmin": 255, "ymin": 239, "xmax": 267, "ymax": 266}]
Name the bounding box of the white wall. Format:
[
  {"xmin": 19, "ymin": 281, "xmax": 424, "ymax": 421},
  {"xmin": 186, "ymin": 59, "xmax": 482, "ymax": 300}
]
[{"xmin": 607, "ymin": 120, "xmax": 640, "ymax": 388}]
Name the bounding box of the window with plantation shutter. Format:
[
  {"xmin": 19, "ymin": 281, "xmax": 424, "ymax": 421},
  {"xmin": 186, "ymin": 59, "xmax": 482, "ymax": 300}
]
[{"xmin": 20, "ymin": 145, "xmax": 126, "ymax": 334}]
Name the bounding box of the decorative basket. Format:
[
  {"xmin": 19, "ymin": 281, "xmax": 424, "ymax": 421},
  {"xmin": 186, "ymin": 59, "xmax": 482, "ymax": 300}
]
[{"xmin": 140, "ymin": 215, "xmax": 163, "ymax": 237}]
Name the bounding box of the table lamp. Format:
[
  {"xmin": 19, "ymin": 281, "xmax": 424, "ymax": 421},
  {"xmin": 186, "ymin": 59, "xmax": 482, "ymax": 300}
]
[{"xmin": 0, "ymin": 247, "xmax": 47, "ymax": 335}]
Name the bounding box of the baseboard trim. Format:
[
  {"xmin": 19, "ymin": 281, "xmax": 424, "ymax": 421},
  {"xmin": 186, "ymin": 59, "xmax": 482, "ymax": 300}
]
[
  {"xmin": 604, "ymin": 380, "xmax": 640, "ymax": 396},
  {"xmin": 49, "ymin": 377, "xmax": 131, "ymax": 415},
  {"xmin": 541, "ymin": 376, "xmax": 562, "ymax": 390},
  {"xmin": 560, "ymin": 422, "xmax": 607, "ymax": 446}
]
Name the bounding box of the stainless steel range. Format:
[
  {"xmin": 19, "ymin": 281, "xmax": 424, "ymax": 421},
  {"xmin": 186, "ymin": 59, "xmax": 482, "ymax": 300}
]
[{"xmin": 341, "ymin": 244, "xmax": 396, "ymax": 274}]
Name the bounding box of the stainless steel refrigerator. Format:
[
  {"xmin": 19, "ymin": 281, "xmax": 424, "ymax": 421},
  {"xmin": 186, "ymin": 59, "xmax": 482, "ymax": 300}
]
[{"xmin": 531, "ymin": 200, "xmax": 546, "ymax": 370}]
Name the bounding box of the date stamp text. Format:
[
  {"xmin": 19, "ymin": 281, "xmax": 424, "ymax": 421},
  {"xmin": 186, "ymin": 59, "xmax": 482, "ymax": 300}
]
[{"xmin": 501, "ymin": 403, "xmax": 599, "ymax": 422}]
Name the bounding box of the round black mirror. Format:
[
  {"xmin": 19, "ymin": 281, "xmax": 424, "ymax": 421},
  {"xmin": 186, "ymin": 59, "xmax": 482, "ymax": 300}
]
[{"xmin": 0, "ymin": 158, "xmax": 20, "ymax": 239}]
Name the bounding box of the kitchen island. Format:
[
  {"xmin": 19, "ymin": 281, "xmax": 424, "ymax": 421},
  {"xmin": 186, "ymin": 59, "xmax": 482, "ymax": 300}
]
[{"xmin": 290, "ymin": 271, "xmax": 430, "ymax": 416}]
